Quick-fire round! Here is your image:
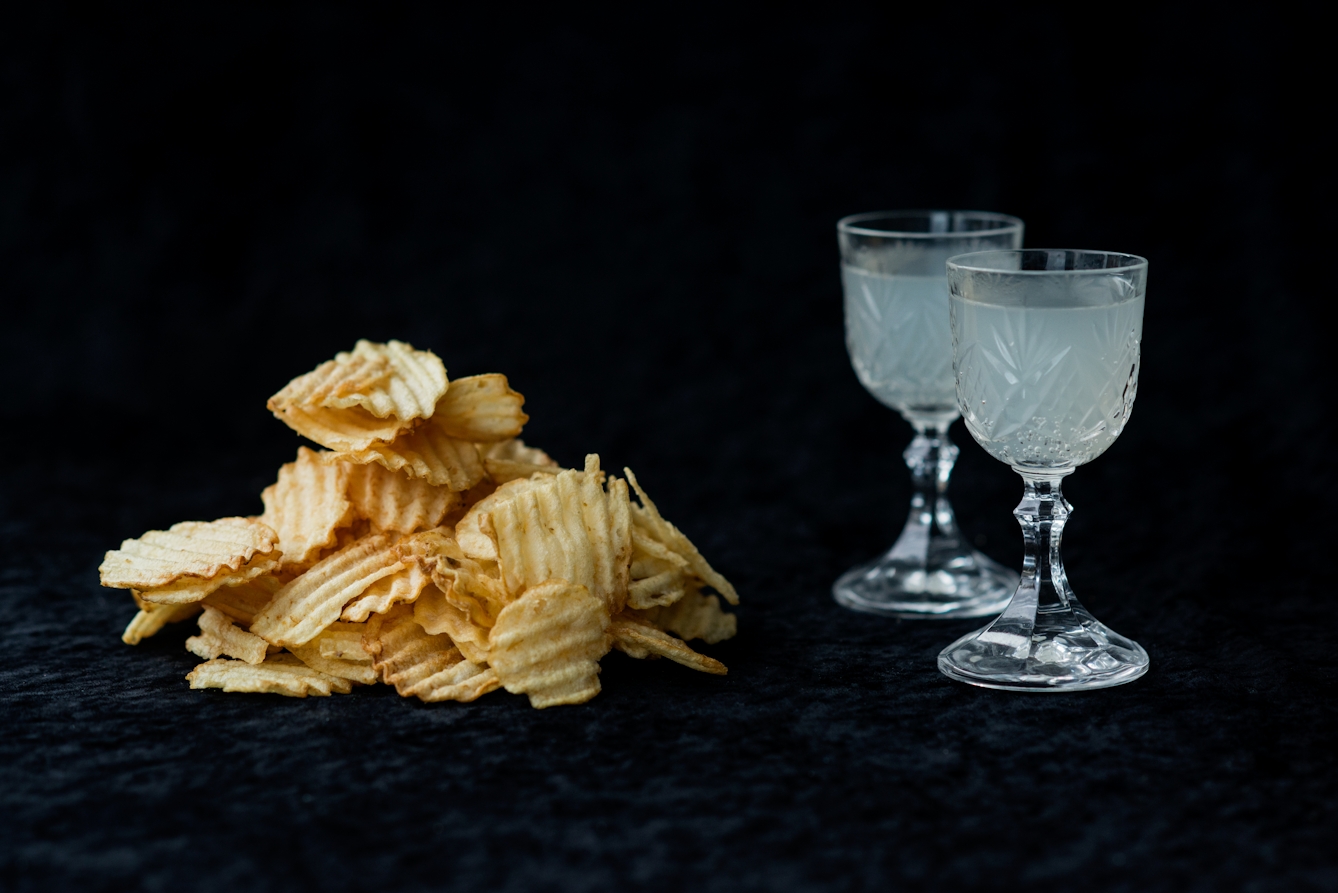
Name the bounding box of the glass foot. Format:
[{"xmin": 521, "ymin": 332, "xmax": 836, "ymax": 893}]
[
  {"xmin": 937, "ymin": 609, "xmax": 1149, "ymax": 692},
  {"xmin": 936, "ymin": 472, "xmax": 1149, "ymax": 692},
  {"xmin": 832, "ymin": 550, "xmax": 1017, "ymax": 619},
  {"xmin": 832, "ymin": 422, "xmax": 1018, "ymax": 620}
]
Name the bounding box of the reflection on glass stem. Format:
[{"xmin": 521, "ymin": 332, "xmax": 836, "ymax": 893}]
[
  {"xmin": 937, "ymin": 470, "xmax": 1150, "ymax": 690},
  {"xmin": 830, "ymin": 412, "xmax": 1016, "ymax": 618}
]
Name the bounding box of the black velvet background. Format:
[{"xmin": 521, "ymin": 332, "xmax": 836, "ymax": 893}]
[{"xmin": 2, "ymin": 6, "xmax": 1335, "ymax": 892}]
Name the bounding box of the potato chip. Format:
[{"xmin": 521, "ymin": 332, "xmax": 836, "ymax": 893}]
[
  {"xmin": 364, "ymin": 605, "xmax": 473, "ymax": 698},
  {"xmin": 261, "ymin": 447, "xmax": 355, "ymax": 569},
  {"xmin": 484, "ymin": 438, "xmax": 557, "ymax": 468},
  {"xmin": 484, "ymin": 458, "xmax": 563, "ymax": 485},
  {"xmin": 316, "ymin": 624, "xmax": 372, "ymax": 662},
  {"xmin": 626, "ymin": 565, "xmax": 692, "ymax": 611},
  {"xmin": 630, "ymin": 527, "xmax": 690, "ymax": 572},
  {"xmin": 249, "ymin": 533, "xmax": 406, "ymax": 647},
  {"xmin": 608, "ymin": 614, "xmax": 727, "ymax": 675},
  {"xmin": 185, "ymin": 606, "xmax": 270, "ymax": 665},
  {"xmin": 99, "ymin": 517, "xmax": 279, "ymax": 591},
  {"xmin": 343, "ymin": 460, "xmax": 461, "ymax": 533},
  {"xmin": 186, "ymin": 653, "xmax": 353, "ymax": 697},
  {"xmin": 340, "ymin": 560, "xmax": 432, "ymax": 622},
  {"xmin": 430, "ymin": 373, "xmax": 528, "ymax": 442},
  {"xmin": 625, "ymin": 469, "xmax": 738, "ymax": 605},
  {"xmin": 202, "ymin": 575, "xmax": 285, "ymax": 626},
  {"xmin": 454, "ymin": 478, "xmax": 545, "ymax": 561},
  {"xmin": 483, "ymin": 458, "xmax": 632, "ymax": 613},
  {"xmin": 104, "ymin": 340, "xmax": 742, "ymax": 710},
  {"xmin": 137, "ymin": 550, "xmax": 283, "ymax": 606},
  {"xmin": 122, "ymin": 601, "xmax": 201, "ymax": 645},
  {"xmin": 450, "ymin": 560, "xmax": 508, "ymax": 620},
  {"xmin": 332, "ymin": 418, "xmax": 484, "ymax": 491},
  {"xmin": 397, "ymin": 526, "xmax": 465, "ymax": 574},
  {"xmin": 605, "ymin": 474, "xmax": 633, "ymax": 607},
  {"xmin": 640, "ymin": 588, "xmax": 737, "ymax": 645},
  {"xmin": 413, "ymin": 661, "xmax": 500, "ymax": 703},
  {"xmin": 287, "ymin": 622, "xmax": 378, "ymax": 684},
  {"xmin": 414, "ymin": 583, "xmax": 491, "ymax": 663},
  {"xmin": 313, "ymin": 340, "xmax": 448, "ymax": 420},
  {"xmin": 267, "ymin": 402, "xmax": 412, "ymax": 453},
  {"xmin": 289, "ymin": 519, "xmax": 372, "ymax": 575},
  {"xmin": 455, "ymin": 479, "xmax": 498, "ymax": 513},
  {"xmin": 625, "ymin": 525, "xmax": 693, "ymax": 610},
  {"xmin": 400, "ymin": 528, "xmax": 507, "ymax": 627},
  {"xmin": 268, "ymin": 341, "xmax": 447, "ymax": 446},
  {"xmin": 489, "ymin": 581, "xmax": 610, "ymax": 708}
]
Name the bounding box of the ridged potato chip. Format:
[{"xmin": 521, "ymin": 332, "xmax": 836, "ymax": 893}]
[
  {"xmin": 289, "ymin": 520, "xmax": 372, "ymax": 576},
  {"xmin": 489, "ymin": 581, "xmax": 610, "ymax": 708},
  {"xmin": 202, "ymin": 575, "xmax": 285, "ymax": 626},
  {"xmin": 414, "ymin": 661, "xmax": 499, "ymax": 703},
  {"xmin": 250, "ymin": 533, "xmax": 406, "ymax": 647},
  {"xmin": 267, "ymin": 402, "xmax": 411, "ymax": 453},
  {"xmin": 609, "ymin": 614, "xmax": 727, "ymax": 675},
  {"xmin": 261, "ymin": 447, "xmax": 355, "ymax": 570},
  {"xmin": 625, "ymin": 469, "xmax": 738, "ymax": 606},
  {"xmin": 344, "ymin": 460, "xmax": 461, "ymax": 533},
  {"xmin": 340, "ymin": 560, "xmax": 432, "ymax": 622},
  {"xmin": 485, "ymin": 438, "xmax": 555, "ymax": 467},
  {"xmin": 187, "ymin": 653, "xmax": 353, "ymax": 697},
  {"xmin": 623, "ymin": 529, "xmax": 711, "ymax": 617},
  {"xmin": 311, "ymin": 340, "xmax": 448, "ymax": 420},
  {"xmin": 640, "ymin": 588, "xmax": 737, "ymax": 645},
  {"xmin": 103, "ymin": 340, "xmax": 741, "ymax": 710},
  {"xmin": 401, "ymin": 528, "xmax": 507, "ymax": 624},
  {"xmin": 481, "ymin": 457, "xmax": 632, "ymax": 613},
  {"xmin": 138, "ymin": 550, "xmax": 283, "ymax": 606},
  {"xmin": 363, "ymin": 605, "xmax": 497, "ymax": 701},
  {"xmin": 414, "ymin": 583, "xmax": 491, "ymax": 663},
  {"xmin": 268, "ymin": 340, "xmax": 447, "ymax": 450},
  {"xmin": 332, "ymin": 418, "xmax": 484, "ymax": 491},
  {"xmin": 99, "ymin": 517, "xmax": 279, "ymax": 591},
  {"xmin": 186, "ymin": 606, "xmax": 270, "ymax": 665},
  {"xmin": 430, "ymin": 374, "xmax": 528, "ymax": 442},
  {"xmin": 316, "ymin": 623, "xmax": 372, "ymax": 661},
  {"xmin": 122, "ymin": 601, "xmax": 202, "ymax": 645},
  {"xmin": 287, "ymin": 621, "xmax": 377, "ymax": 684},
  {"xmin": 482, "ymin": 439, "xmax": 560, "ymax": 486},
  {"xmin": 454, "ymin": 478, "xmax": 544, "ymax": 561}
]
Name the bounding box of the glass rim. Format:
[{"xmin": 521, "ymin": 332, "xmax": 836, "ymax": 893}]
[
  {"xmin": 946, "ymin": 248, "xmax": 1149, "ymax": 275},
  {"xmin": 837, "ymin": 209, "xmax": 1024, "ymax": 240}
]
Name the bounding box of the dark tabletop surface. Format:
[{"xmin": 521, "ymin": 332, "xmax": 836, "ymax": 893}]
[{"xmin": 2, "ymin": 6, "xmax": 1334, "ymax": 892}]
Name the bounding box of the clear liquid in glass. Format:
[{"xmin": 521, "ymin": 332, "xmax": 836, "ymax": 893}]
[
  {"xmin": 844, "ymin": 268, "xmax": 957, "ymax": 416},
  {"xmin": 952, "ymin": 294, "xmax": 1144, "ymax": 470}
]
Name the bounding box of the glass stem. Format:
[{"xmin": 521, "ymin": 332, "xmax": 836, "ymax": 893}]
[
  {"xmin": 1018, "ymin": 472, "xmax": 1076, "ymax": 608},
  {"xmin": 982, "ymin": 472, "xmax": 1085, "ymax": 657},
  {"xmin": 887, "ymin": 421, "xmax": 964, "ymax": 563}
]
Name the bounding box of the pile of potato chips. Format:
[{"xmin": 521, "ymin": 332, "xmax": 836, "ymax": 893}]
[{"xmin": 99, "ymin": 340, "xmax": 738, "ymax": 707}]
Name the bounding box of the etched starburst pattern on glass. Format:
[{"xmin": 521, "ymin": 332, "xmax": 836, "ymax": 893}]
[
  {"xmin": 952, "ymin": 295, "xmax": 1143, "ymax": 470},
  {"xmin": 844, "ymin": 269, "xmax": 958, "ymax": 414}
]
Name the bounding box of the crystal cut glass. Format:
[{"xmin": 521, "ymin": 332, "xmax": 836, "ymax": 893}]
[
  {"xmin": 938, "ymin": 249, "xmax": 1150, "ymax": 691},
  {"xmin": 833, "ymin": 211, "xmax": 1023, "ymax": 618}
]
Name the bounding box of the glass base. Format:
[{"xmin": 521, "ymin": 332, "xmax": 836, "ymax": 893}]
[
  {"xmin": 832, "ymin": 550, "xmax": 1017, "ymax": 619},
  {"xmin": 937, "ymin": 612, "xmax": 1149, "ymax": 692}
]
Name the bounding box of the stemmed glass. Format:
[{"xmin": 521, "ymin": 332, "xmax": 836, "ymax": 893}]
[
  {"xmin": 938, "ymin": 249, "xmax": 1150, "ymax": 691},
  {"xmin": 833, "ymin": 211, "xmax": 1023, "ymax": 618}
]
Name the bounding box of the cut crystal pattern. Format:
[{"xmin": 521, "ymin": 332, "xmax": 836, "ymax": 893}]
[
  {"xmin": 954, "ymin": 297, "xmax": 1143, "ymax": 469},
  {"xmin": 844, "ymin": 268, "xmax": 958, "ymax": 413}
]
